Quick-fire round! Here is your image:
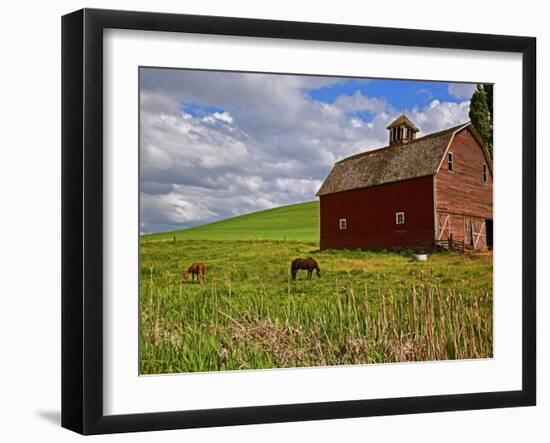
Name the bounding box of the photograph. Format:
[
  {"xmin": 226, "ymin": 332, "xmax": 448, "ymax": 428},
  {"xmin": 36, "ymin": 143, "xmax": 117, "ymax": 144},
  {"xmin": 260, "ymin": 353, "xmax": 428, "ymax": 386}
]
[
  {"xmin": 138, "ymin": 68, "xmax": 494, "ymax": 375},
  {"xmin": 0, "ymin": 0, "xmax": 542, "ymax": 439}
]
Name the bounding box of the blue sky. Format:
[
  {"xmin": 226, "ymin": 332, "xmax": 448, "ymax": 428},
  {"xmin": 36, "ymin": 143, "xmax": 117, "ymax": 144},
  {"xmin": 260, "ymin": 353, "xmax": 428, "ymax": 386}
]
[
  {"xmin": 307, "ymin": 79, "xmax": 466, "ymax": 112},
  {"xmin": 140, "ymin": 69, "xmax": 476, "ymax": 233},
  {"xmin": 181, "ymin": 102, "xmax": 225, "ymax": 117}
]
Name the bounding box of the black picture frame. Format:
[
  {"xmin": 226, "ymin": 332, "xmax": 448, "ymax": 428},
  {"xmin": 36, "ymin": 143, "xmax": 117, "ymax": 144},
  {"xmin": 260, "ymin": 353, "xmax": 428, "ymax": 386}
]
[{"xmin": 62, "ymin": 8, "xmax": 536, "ymax": 435}]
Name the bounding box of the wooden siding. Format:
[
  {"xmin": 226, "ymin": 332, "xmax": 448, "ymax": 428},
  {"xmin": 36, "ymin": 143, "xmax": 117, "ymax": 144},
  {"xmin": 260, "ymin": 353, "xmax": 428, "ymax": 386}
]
[
  {"xmin": 319, "ymin": 175, "xmax": 434, "ymax": 250},
  {"xmin": 435, "ymin": 128, "xmax": 493, "ymax": 218},
  {"xmin": 435, "ymin": 127, "xmax": 493, "ymax": 249}
]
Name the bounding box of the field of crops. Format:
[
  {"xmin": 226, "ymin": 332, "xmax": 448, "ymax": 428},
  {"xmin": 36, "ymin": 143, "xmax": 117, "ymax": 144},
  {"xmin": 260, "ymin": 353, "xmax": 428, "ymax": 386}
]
[{"xmin": 140, "ymin": 202, "xmax": 493, "ymax": 374}]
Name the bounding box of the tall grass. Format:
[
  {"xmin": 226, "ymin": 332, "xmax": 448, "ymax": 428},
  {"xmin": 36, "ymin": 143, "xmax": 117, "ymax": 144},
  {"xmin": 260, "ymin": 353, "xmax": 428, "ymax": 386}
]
[{"xmin": 139, "ymin": 240, "xmax": 492, "ymax": 374}]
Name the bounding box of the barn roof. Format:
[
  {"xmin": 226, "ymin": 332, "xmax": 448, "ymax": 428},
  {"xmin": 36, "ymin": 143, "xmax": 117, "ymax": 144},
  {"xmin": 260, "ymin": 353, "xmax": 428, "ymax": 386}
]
[
  {"xmin": 317, "ymin": 122, "xmax": 473, "ymax": 196},
  {"xmin": 386, "ymin": 114, "xmax": 419, "ymax": 131}
]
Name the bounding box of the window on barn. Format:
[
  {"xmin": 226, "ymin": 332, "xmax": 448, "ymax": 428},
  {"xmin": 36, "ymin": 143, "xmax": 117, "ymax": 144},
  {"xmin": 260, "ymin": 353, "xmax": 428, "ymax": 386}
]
[
  {"xmin": 447, "ymin": 152, "xmax": 454, "ymax": 171},
  {"xmin": 396, "ymin": 212, "xmax": 405, "ymax": 224},
  {"xmin": 339, "ymin": 218, "xmax": 347, "ymax": 230},
  {"xmin": 482, "ymin": 164, "xmax": 488, "ymax": 182}
]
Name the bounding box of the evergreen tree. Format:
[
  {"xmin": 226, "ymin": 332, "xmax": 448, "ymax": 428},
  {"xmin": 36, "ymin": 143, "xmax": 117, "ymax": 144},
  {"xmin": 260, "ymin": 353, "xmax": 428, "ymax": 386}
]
[
  {"xmin": 483, "ymin": 84, "xmax": 493, "ymax": 121},
  {"xmin": 483, "ymin": 84, "xmax": 493, "ymax": 154},
  {"xmin": 469, "ymin": 84, "xmax": 493, "ymax": 157}
]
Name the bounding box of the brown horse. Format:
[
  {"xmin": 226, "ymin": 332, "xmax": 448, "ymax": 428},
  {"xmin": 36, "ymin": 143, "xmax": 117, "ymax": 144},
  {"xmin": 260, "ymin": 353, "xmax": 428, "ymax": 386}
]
[
  {"xmin": 291, "ymin": 257, "xmax": 320, "ymax": 281},
  {"xmin": 182, "ymin": 263, "xmax": 206, "ymax": 284}
]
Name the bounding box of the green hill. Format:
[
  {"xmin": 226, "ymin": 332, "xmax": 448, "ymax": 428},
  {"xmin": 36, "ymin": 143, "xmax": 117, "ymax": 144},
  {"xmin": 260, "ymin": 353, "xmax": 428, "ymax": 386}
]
[{"xmin": 142, "ymin": 200, "xmax": 319, "ymax": 242}]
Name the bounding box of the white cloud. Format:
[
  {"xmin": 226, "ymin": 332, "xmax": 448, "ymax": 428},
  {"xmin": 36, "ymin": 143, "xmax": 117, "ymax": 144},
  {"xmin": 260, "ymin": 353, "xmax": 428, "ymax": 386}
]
[
  {"xmin": 411, "ymin": 99, "xmax": 471, "ymax": 135},
  {"xmin": 448, "ymin": 83, "xmax": 476, "ymax": 99},
  {"xmin": 140, "ymin": 192, "xmax": 217, "ymax": 230},
  {"xmin": 202, "ymin": 111, "xmax": 234, "ymax": 125},
  {"xmin": 350, "ymin": 118, "xmax": 363, "ymax": 128},
  {"xmin": 333, "ymin": 90, "xmax": 389, "ymax": 114}
]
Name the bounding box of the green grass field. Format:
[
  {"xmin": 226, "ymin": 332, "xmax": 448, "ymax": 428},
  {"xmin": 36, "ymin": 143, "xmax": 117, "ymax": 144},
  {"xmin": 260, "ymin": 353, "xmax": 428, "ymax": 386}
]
[
  {"xmin": 140, "ymin": 201, "xmax": 493, "ymax": 374},
  {"xmin": 142, "ymin": 200, "xmax": 319, "ymax": 242}
]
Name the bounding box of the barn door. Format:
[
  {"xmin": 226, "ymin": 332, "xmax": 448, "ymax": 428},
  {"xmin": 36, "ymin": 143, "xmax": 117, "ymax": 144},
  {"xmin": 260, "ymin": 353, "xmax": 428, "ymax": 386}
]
[
  {"xmin": 464, "ymin": 217, "xmax": 473, "ymax": 248},
  {"xmin": 437, "ymin": 213, "xmax": 450, "ymax": 240},
  {"xmin": 471, "ymin": 219, "xmax": 486, "ymax": 249}
]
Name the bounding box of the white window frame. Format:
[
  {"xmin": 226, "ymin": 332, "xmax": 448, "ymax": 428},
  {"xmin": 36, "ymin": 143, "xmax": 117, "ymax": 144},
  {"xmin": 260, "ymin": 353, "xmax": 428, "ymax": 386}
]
[
  {"xmin": 396, "ymin": 212, "xmax": 405, "ymax": 225},
  {"xmin": 482, "ymin": 163, "xmax": 488, "ymax": 182},
  {"xmin": 447, "ymin": 152, "xmax": 454, "ymax": 171},
  {"xmin": 339, "ymin": 218, "xmax": 347, "ymax": 230}
]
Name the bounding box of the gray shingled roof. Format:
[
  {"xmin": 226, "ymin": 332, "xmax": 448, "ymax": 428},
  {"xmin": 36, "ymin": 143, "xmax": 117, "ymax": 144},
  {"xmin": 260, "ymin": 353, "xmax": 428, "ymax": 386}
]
[{"xmin": 317, "ymin": 122, "xmax": 470, "ymax": 196}]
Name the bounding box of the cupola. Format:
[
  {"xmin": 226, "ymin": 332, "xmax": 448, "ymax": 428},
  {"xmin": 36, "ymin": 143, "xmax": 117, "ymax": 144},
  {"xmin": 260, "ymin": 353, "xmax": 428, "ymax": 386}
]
[{"xmin": 387, "ymin": 114, "xmax": 419, "ymax": 145}]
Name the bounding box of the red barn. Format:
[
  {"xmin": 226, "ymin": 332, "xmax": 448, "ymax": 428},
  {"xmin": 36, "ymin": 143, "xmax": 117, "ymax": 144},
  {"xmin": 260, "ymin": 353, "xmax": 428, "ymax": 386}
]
[{"xmin": 317, "ymin": 115, "xmax": 493, "ymax": 250}]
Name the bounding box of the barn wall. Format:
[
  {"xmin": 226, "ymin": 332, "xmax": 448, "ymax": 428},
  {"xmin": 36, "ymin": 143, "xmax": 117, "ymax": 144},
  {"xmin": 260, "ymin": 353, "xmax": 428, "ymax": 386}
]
[
  {"xmin": 435, "ymin": 128, "xmax": 493, "ymax": 249},
  {"xmin": 435, "ymin": 128, "xmax": 493, "ymax": 218},
  {"xmin": 319, "ymin": 175, "xmax": 434, "ymax": 250}
]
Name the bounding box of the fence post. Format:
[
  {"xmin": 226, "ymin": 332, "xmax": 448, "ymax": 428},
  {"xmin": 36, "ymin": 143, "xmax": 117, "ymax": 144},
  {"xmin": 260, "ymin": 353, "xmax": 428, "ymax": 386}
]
[{"xmin": 448, "ymin": 233, "xmax": 453, "ymax": 250}]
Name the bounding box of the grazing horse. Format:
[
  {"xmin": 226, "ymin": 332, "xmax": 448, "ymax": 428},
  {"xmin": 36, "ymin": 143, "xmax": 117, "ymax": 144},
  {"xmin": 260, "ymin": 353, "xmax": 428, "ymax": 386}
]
[
  {"xmin": 291, "ymin": 257, "xmax": 320, "ymax": 281},
  {"xmin": 182, "ymin": 263, "xmax": 206, "ymax": 284}
]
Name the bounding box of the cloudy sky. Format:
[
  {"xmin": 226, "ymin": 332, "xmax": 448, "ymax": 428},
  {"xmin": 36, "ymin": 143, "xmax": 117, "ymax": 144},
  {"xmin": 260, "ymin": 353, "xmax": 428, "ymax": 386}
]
[{"xmin": 140, "ymin": 68, "xmax": 476, "ymax": 234}]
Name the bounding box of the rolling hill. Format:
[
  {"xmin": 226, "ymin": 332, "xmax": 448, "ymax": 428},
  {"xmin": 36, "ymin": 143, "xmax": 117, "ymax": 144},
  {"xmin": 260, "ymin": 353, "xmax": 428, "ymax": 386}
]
[{"xmin": 142, "ymin": 200, "xmax": 320, "ymax": 242}]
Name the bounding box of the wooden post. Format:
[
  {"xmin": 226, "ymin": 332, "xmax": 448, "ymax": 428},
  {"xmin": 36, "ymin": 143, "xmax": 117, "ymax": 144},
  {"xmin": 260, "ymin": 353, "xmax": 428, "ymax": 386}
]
[{"xmin": 449, "ymin": 233, "xmax": 453, "ymax": 250}]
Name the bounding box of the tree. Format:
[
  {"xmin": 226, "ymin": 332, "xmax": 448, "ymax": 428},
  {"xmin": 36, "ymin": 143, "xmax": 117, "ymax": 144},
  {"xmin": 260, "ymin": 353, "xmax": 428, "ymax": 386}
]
[
  {"xmin": 469, "ymin": 84, "xmax": 493, "ymax": 158},
  {"xmin": 483, "ymin": 84, "xmax": 493, "ymax": 121},
  {"xmin": 483, "ymin": 84, "xmax": 493, "ymax": 153}
]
